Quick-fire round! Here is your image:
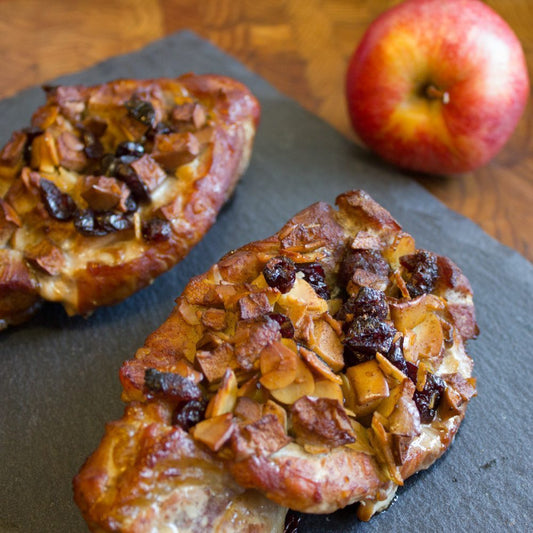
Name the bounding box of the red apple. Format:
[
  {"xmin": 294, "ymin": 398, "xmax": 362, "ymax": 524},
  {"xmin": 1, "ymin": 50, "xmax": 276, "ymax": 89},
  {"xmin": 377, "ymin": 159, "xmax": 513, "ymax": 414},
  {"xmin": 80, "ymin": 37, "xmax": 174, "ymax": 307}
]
[{"xmin": 345, "ymin": 0, "xmax": 529, "ymax": 175}]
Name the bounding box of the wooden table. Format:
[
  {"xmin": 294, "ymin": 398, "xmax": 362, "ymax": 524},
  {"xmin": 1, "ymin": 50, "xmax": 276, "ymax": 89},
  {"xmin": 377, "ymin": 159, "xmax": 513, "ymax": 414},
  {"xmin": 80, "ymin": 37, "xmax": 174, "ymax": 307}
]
[{"xmin": 0, "ymin": 0, "xmax": 531, "ymax": 260}]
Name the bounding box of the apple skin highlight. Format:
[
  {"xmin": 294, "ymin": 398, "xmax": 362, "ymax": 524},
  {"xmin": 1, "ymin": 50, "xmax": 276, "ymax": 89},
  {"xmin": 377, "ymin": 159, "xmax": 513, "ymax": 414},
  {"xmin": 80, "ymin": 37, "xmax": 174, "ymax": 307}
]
[{"xmin": 346, "ymin": 0, "xmax": 530, "ymax": 175}]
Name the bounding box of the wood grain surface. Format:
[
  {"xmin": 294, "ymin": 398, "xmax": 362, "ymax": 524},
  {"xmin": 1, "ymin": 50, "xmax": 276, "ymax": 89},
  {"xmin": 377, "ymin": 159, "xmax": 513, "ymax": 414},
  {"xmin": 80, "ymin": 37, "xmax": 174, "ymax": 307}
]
[{"xmin": 0, "ymin": 0, "xmax": 531, "ymax": 260}]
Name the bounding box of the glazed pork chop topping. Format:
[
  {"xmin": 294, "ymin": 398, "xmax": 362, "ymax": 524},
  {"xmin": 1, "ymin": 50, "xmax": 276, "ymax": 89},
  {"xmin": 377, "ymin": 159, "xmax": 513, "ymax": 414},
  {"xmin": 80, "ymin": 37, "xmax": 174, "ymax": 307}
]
[
  {"xmin": 74, "ymin": 191, "xmax": 477, "ymax": 530},
  {"xmin": 133, "ymin": 194, "xmax": 476, "ymax": 509}
]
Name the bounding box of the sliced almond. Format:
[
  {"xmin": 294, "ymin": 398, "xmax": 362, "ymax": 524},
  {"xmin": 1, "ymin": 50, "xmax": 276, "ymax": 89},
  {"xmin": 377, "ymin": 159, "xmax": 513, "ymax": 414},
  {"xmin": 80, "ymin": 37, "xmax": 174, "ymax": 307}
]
[
  {"xmin": 205, "ymin": 369, "xmax": 237, "ymax": 418},
  {"xmin": 376, "ymin": 383, "xmax": 404, "ymax": 419},
  {"xmin": 259, "ymin": 340, "xmax": 298, "ymax": 390},
  {"xmin": 269, "ymin": 357, "xmax": 315, "ymax": 405},
  {"xmin": 375, "ymin": 352, "xmax": 407, "ymax": 384},
  {"xmin": 191, "ymin": 413, "xmax": 234, "ymax": 452},
  {"xmin": 309, "ymin": 318, "xmax": 344, "ymax": 371},
  {"xmin": 299, "ymin": 345, "xmax": 342, "ymax": 384},
  {"xmin": 369, "ymin": 413, "xmax": 403, "ymax": 485},
  {"xmin": 178, "ymin": 300, "xmax": 202, "ymax": 326},
  {"xmin": 340, "ymin": 373, "xmax": 356, "ymax": 412},
  {"xmin": 345, "ymin": 419, "xmax": 375, "ymax": 455},
  {"xmin": 391, "ymin": 269, "xmax": 410, "ymax": 299},
  {"xmin": 346, "ymin": 359, "xmax": 390, "ymax": 406}
]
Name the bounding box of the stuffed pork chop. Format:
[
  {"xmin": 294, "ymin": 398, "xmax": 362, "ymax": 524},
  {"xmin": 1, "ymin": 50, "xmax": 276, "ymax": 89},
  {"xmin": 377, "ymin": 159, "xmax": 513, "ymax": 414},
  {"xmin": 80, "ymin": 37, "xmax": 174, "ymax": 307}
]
[{"xmin": 74, "ymin": 190, "xmax": 477, "ymax": 530}]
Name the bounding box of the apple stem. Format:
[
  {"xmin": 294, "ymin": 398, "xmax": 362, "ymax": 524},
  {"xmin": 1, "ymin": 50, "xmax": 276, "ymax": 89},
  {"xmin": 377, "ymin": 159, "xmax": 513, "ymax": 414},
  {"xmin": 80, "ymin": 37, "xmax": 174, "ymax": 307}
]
[{"xmin": 425, "ymin": 84, "xmax": 450, "ymax": 104}]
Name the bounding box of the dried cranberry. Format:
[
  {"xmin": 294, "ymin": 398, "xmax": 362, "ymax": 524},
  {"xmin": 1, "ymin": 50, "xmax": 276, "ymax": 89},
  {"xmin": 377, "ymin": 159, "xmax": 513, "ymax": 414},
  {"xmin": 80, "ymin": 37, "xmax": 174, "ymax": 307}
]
[
  {"xmin": 172, "ymin": 398, "xmax": 207, "ymax": 430},
  {"xmin": 81, "ymin": 130, "xmax": 104, "ymax": 160},
  {"xmin": 123, "ymin": 194, "xmax": 138, "ymax": 213},
  {"xmin": 22, "ymin": 126, "xmax": 44, "ymax": 164},
  {"xmin": 74, "ymin": 209, "xmax": 132, "ymax": 236},
  {"xmin": 267, "ymin": 312, "xmax": 295, "ymax": 338},
  {"xmin": 404, "ymin": 361, "xmax": 446, "ymax": 423},
  {"xmin": 74, "ymin": 209, "xmax": 107, "ymax": 236},
  {"xmin": 95, "ymin": 212, "xmax": 133, "ymax": 233},
  {"xmin": 337, "ymin": 286, "xmax": 388, "ymax": 322},
  {"xmin": 144, "ymin": 368, "xmax": 203, "ymax": 402},
  {"xmin": 145, "ymin": 121, "xmax": 173, "ymax": 141},
  {"xmin": 115, "ymin": 162, "xmax": 149, "ymax": 202},
  {"xmin": 386, "ymin": 337, "xmax": 408, "ymax": 374},
  {"xmin": 338, "ymin": 248, "xmax": 389, "ymax": 287},
  {"xmin": 115, "ymin": 141, "xmax": 144, "ymax": 158},
  {"xmin": 141, "ymin": 218, "xmax": 172, "ymax": 242},
  {"xmin": 295, "ymin": 262, "xmax": 330, "ymax": 299},
  {"xmin": 343, "ymin": 316, "xmax": 396, "ymax": 365},
  {"xmin": 400, "ymin": 251, "xmax": 438, "ymax": 297},
  {"xmin": 125, "ymin": 98, "xmax": 156, "ymax": 126},
  {"xmin": 263, "ymin": 256, "xmax": 296, "ymax": 294},
  {"xmin": 100, "ymin": 153, "xmax": 117, "ymax": 176},
  {"xmin": 39, "ymin": 179, "xmax": 76, "ymax": 221},
  {"xmin": 416, "ymin": 372, "xmax": 445, "ymax": 423}
]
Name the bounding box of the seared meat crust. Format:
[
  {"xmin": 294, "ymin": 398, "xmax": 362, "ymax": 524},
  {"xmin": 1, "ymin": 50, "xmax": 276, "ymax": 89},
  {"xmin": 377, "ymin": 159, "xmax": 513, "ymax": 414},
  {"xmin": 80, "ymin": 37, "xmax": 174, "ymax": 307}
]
[
  {"xmin": 74, "ymin": 190, "xmax": 477, "ymax": 530},
  {"xmin": 0, "ymin": 74, "xmax": 260, "ymax": 328}
]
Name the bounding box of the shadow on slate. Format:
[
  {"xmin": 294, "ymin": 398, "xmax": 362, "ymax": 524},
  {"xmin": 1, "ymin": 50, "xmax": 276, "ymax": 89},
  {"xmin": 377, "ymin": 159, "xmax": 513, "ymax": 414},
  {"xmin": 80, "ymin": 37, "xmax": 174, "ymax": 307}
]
[{"xmin": 0, "ymin": 31, "xmax": 531, "ymax": 533}]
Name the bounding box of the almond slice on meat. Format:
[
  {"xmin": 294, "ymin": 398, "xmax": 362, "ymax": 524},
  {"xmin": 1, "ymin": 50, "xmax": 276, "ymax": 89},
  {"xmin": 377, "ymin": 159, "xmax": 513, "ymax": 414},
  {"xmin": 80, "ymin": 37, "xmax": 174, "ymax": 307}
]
[
  {"xmin": 205, "ymin": 369, "xmax": 238, "ymax": 418},
  {"xmin": 299, "ymin": 345, "xmax": 342, "ymax": 384},
  {"xmin": 269, "ymin": 357, "xmax": 315, "ymax": 405},
  {"xmin": 259, "ymin": 340, "xmax": 298, "ymax": 390},
  {"xmin": 191, "ymin": 412, "xmax": 235, "ymax": 452}
]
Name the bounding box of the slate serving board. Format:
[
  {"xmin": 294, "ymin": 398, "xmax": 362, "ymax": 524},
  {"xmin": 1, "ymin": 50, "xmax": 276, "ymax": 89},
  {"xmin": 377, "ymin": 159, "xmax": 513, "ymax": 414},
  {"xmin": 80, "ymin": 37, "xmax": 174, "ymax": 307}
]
[{"xmin": 0, "ymin": 31, "xmax": 531, "ymax": 533}]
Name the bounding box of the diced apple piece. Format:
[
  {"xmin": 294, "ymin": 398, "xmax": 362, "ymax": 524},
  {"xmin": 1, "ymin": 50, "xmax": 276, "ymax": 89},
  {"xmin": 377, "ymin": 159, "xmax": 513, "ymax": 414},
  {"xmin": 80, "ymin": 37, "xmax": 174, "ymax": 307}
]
[
  {"xmin": 389, "ymin": 294, "xmax": 445, "ymax": 332},
  {"xmin": 259, "ymin": 340, "xmax": 298, "ymax": 389},
  {"xmin": 388, "ymin": 380, "xmax": 420, "ymax": 437},
  {"xmin": 262, "ymin": 399, "xmax": 288, "ymax": 431},
  {"xmin": 205, "ymin": 369, "xmax": 237, "ymax": 418},
  {"xmin": 299, "ymin": 346, "xmax": 342, "ymax": 384},
  {"xmin": 191, "ymin": 413, "xmax": 234, "ymax": 452},
  {"xmin": 310, "ymin": 319, "xmax": 344, "ymax": 372},
  {"xmin": 383, "ymin": 232, "xmax": 416, "ymax": 270},
  {"xmin": 313, "ymin": 379, "xmax": 344, "ymax": 404},
  {"xmin": 346, "ymin": 359, "xmax": 390, "ymax": 406},
  {"xmin": 277, "ymin": 277, "xmax": 328, "ymax": 315},
  {"xmin": 270, "ymin": 357, "xmax": 315, "ymax": 404},
  {"xmin": 410, "ymin": 313, "xmax": 444, "ymax": 363}
]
